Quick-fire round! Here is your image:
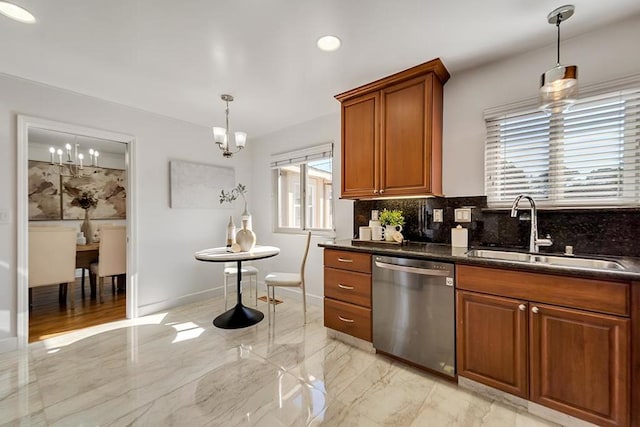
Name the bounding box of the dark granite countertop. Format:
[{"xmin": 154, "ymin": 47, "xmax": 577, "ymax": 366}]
[{"xmin": 318, "ymin": 240, "xmax": 640, "ymax": 282}]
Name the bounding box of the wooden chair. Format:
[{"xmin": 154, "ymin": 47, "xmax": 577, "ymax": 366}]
[
  {"xmin": 223, "ymin": 262, "xmax": 258, "ymax": 309},
  {"xmin": 264, "ymin": 231, "xmax": 311, "ymax": 325},
  {"xmin": 28, "ymin": 226, "xmax": 77, "ymax": 308},
  {"xmin": 90, "ymin": 225, "xmax": 126, "ymax": 303}
]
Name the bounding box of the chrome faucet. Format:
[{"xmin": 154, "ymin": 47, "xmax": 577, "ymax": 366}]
[{"xmin": 510, "ymin": 194, "xmax": 553, "ymax": 253}]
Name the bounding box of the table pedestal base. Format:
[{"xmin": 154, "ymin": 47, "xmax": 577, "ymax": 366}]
[{"xmin": 213, "ymin": 304, "xmax": 264, "ymax": 329}]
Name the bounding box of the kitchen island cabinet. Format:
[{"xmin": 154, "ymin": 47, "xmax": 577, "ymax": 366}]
[{"xmin": 336, "ymin": 58, "xmax": 449, "ymax": 199}]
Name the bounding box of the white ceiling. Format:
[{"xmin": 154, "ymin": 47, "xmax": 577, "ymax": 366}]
[{"xmin": 2, "ymin": 0, "xmax": 640, "ymax": 139}]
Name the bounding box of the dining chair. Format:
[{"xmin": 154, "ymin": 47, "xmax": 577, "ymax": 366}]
[
  {"xmin": 223, "ymin": 262, "xmax": 258, "ymax": 310},
  {"xmin": 28, "ymin": 226, "xmax": 77, "ymax": 308},
  {"xmin": 264, "ymin": 231, "xmax": 311, "ymax": 325},
  {"xmin": 90, "ymin": 225, "xmax": 126, "ymax": 303}
]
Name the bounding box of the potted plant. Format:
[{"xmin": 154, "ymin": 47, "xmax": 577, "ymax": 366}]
[
  {"xmin": 219, "ymin": 183, "xmax": 252, "ymax": 231},
  {"xmin": 379, "ymin": 209, "xmax": 404, "ymax": 241}
]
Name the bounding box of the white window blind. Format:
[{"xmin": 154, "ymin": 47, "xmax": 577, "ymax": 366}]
[{"xmin": 485, "ymin": 81, "xmax": 640, "ymax": 208}]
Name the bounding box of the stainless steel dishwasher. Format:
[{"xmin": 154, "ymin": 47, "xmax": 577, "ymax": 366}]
[{"xmin": 372, "ymin": 255, "xmax": 455, "ymax": 377}]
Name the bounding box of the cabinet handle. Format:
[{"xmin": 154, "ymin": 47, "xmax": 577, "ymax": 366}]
[
  {"xmin": 518, "ymin": 304, "xmax": 526, "ymax": 311},
  {"xmin": 338, "ymin": 284, "xmax": 355, "ymax": 290},
  {"xmin": 338, "ymin": 315, "xmax": 355, "ymax": 323},
  {"xmin": 337, "ymin": 258, "xmax": 353, "ymax": 263},
  {"xmin": 373, "ymin": 189, "xmax": 379, "ymax": 194},
  {"xmin": 379, "ymin": 189, "xmax": 385, "ymax": 194},
  {"xmin": 532, "ymin": 306, "xmax": 539, "ymax": 314}
]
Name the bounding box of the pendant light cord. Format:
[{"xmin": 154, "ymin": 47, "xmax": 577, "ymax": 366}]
[{"xmin": 555, "ymin": 14, "xmax": 563, "ymax": 65}]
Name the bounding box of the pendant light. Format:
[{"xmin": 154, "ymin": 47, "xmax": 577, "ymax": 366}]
[
  {"xmin": 539, "ymin": 5, "xmax": 578, "ymax": 114},
  {"xmin": 212, "ymin": 94, "xmax": 247, "ymax": 158}
]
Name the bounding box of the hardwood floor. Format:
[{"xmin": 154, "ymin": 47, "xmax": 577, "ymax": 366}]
[{"xmin": 28, "ymin": 277, "xmax": 126, "ymax": 343}]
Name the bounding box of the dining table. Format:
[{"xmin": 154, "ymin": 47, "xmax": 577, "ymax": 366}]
[{"xmin": 194, "ymin": 245, "xmax": 280, "ymax": 329}]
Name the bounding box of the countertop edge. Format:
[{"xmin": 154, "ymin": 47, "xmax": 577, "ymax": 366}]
[{"xmin": 318, "ymin": 241, "xmax": 640, "ymax": 282}]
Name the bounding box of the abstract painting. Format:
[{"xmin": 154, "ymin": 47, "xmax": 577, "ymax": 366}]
[
  {"xmin": 170, "ymin": 160, "xmax": 235, "ymax": 208},
  {"xmin": 61, "ymin": 167, "xmax": 127, "ymax": 219},
  {"xmin": 28, "ymin": 161, "xmax": 61, "ymax": 220}
]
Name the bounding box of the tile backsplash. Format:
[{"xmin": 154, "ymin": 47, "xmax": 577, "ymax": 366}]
[{"xmin": 354, "ymin": 196, "xmax": 640, "ymax": 257}]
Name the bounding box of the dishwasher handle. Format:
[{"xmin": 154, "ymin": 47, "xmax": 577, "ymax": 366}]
[{"xmin": 374, "ymin": 260, "xmax": 452, "ymax": 277}]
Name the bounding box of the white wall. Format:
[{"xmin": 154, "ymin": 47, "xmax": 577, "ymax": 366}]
[
  {"xmin": 443, "ymin": 14, "xmax": 640, "ymax": 196},
  {"xmin": 249, "ymin": 112, "xmax": 352, "ymax": 302},
  {"xmin": 0, "ymin": 74, "xmax": 251, "ymax": 347}
]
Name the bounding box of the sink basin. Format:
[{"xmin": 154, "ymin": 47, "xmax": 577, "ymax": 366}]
[
  {"xmin": 531, "ymin": 255, "xmax": 625, "ymax": 271},
  {"xmin": 466, "ymin": 249, "xmax": 625, "ymax": 271}
]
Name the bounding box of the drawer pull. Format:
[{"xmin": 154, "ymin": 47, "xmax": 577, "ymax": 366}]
[
  {"xmin": 338, "ymin": 315, "xmax": 355, "ymax": 323},
  {"xmin": 532, "ymin": 306, "xmax": 540, "ymax": 314},
  {"xmin": 518, "ymin": 304, "xmax": 526, "ymax": 311},
  {"xmin": 337, "ymin": 258, "xmax": 353, "ymax": 263},
  {"xmin": 338, "ymin": 284, "xmax": 355, "ymax": 290}
]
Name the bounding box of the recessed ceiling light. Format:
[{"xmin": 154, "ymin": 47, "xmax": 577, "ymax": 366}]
[
  {"xmin": 317, "ymin": 35, "xmax": 341, "ymax": 52},
  {"xmin": 0, "ymin": 1, "xmax": 36, "ymax": 24}
]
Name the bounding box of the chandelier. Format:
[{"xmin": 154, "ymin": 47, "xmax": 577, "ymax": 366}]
[
  {"xmin": 49, "ymin": 139, "xmax": 99, "ymax": 177},
  {"xmin": 212, "ymin": 94, "xmax": 247, "ymax": 158},
  {"xmin": 539, "ymin": 5, "xmax": 578, "ymax": 114}
]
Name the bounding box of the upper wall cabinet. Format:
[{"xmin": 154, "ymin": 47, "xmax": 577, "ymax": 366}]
[{"xmin": 335, "ymin": 58, "xmax": 449, "ymax": 199}]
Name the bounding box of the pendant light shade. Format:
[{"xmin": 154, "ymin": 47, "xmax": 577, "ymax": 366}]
[{"xmin": 539, "ymin": 5, "xmax": 578, "ymax": 114}]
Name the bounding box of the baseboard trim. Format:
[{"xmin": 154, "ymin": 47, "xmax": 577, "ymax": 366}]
[
  {"xmin": 0, "ymin": 337, "xmax": 18, "ymax": 353},
  {"xmin": 137, "ymin": 286, "xmax": 223, "ymax": 317},
  {"xmin": 136, "ymin": 283, "xmax": 323, "ymax": 317}
]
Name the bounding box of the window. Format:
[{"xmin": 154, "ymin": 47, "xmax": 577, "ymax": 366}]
[
  {"xmin": 272, "ymin": 143, "xmax": 334, "ymax": 233},
  {"xmin": 485, "ymin": 79, "xmax": 640, "ymax": 208}
]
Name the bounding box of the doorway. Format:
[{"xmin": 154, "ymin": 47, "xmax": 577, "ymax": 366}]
[{"xmin": 16, "ymin": 116, "xmax": 138, "ymax": 346}]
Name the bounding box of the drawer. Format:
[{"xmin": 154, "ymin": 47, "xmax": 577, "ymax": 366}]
[
  {"xmin": 324, "ymin": 267, "xmax": 371, "ymax": 308},
  {"xmin": 324, "ymin": 249, "xmax": 371, "ymax": 273},
  {"xmin": 457, "ymin": 265, "xmax": 630, "ymax": 316},
  {"xmin": 324, "ymin": 298, "xmax": 372, "ymax": 342}
]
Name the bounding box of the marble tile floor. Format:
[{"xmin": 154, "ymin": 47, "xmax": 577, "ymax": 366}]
[{"xmin": 1, "ymin": 294, "xmax": 562, "ymax": 426}]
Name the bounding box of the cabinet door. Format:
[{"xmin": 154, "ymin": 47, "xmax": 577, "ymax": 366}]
[
  {"xmin": 379, "ymin": 74, "xmax": 442, "ymax": 196},
  {"xmin": 341, "ymin": 92, "xmax": 379, "ymax": 198},
  {"xmin": 457, "ymin": 291, "xmax": 529, "ymax": 398},
  {"xmin": 530, "ymin": 304, "xmax": 629, "ymax": 427}
]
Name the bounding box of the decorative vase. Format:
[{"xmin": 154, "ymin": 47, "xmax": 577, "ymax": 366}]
[
  {"xmin": 226, "ymin": 215, "xmax": 236, "ymax": 248},
  {"xmin": 81, "ymin": 209, "xmax": 94, "ymax": 244},
  {"xmin": 241, "ymin": 201, "xmax": 252, "ymax": 231},
  {"xmin": 236, "ymin": 219, "xmax": 256, "ymax": 252}
]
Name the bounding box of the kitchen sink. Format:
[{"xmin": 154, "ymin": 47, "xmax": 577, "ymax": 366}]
[
  {"xmin": 466, "ymin": 249, "xmax": 625, "ymax": 271},
  {"xmin": 466, "ymin": 249, "xmax": 535, "ymax": 263},
  {"xmin": 531, "ymin": 255, "xmax": 625, "ymax": 270}
]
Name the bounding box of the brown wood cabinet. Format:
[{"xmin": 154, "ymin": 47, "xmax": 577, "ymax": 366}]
[
  {"xmin": 336, "ymin": 58, "xmax": 449, "ymax": 199},
  {"xmin": 323, "ymin": 249, "xmax": 372, "ymax": 341},
  {"xmin": 456, "ymin": 265, "xmax": 631, "ymax": 427},
  {"xmin": 457, "ymin": 291, "xmax": 528, "ymax": 398},
  {"xmin": 530, "ymin": 304, "xmax": 629, "ymax": 427}
]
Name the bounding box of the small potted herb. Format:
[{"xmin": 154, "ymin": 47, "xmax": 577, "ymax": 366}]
[{"xmin": 379, "ymin": 209, "xmax": 405, "ymax": 241}]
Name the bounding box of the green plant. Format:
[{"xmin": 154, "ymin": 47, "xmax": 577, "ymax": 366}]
[
  {"xmin": 379, "ymin": 209, "xmax": 405, "ymax": 226},
  {"xmin": 219, "ymin": 183, "xmax": 247, "ymax": 204}
]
